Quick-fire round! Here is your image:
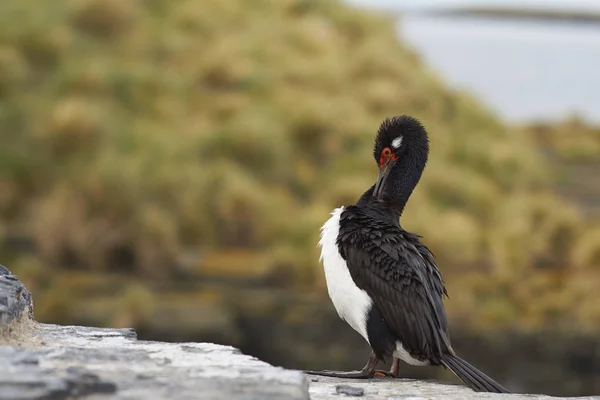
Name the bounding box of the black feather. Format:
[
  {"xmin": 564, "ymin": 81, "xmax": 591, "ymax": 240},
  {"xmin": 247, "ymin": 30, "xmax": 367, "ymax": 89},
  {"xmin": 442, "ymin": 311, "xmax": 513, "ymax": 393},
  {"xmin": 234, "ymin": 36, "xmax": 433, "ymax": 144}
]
[
  {"xmin": 442, "ymin": 354, "xmax": 509, "ymax": 393},
  {"xmin": 339, "ymin": 206, "xmax": 449, "ymax": 364}
]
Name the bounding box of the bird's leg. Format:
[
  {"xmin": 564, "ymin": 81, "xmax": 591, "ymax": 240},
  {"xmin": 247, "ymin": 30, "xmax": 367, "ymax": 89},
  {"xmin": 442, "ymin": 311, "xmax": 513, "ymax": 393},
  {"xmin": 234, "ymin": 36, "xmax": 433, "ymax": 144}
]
[
  {"xmin": 304, "ymin": 351, "xmax": 379, "ymax": 379},
  {"xmin": 373, "ymin": 357, "xmax": 400, "ymax": 378},
  {"xmin": 389, "ymin": 357, "xmax": 400, "ymax": 377}
]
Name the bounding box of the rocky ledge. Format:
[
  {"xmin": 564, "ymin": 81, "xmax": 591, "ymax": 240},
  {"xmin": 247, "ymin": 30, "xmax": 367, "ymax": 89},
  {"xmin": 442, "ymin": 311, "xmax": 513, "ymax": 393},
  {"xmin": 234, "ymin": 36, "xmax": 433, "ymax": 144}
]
[
  {"xmin": 0, "ymin": 265, "xmax": 596, "ymax": 399},
  {"xmin": 0, "ymin": 264, "xmax": 33, "ymax": 332}
]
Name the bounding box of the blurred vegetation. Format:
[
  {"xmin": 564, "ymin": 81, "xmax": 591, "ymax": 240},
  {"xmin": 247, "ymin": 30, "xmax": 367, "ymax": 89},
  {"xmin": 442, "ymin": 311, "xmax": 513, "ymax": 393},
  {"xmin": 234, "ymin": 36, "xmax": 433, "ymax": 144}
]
[
  {"xmin": 531, "ymin": 117, "xmax": 600, "ymax": 163},
  {"xmin": 1, "ymin": 0, "xmax": 599, "ymax": 333}
]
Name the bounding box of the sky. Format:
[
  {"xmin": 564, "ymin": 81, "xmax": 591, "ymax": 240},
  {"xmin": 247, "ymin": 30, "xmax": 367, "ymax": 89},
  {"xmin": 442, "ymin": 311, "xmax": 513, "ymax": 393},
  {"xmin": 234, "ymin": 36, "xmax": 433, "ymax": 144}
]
[{"xmin": 344, "ymin": 0, "xmax": 600, "ymax": 12}]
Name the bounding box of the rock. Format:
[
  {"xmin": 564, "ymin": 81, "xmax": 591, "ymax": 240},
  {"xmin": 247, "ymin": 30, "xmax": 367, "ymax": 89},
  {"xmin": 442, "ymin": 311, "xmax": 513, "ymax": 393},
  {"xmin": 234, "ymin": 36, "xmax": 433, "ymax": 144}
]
[
  {"xmin": 0, "ymin": 324, "xmax": 308, "ymax": 400},
  {"xmin": 309, "ymin": 376, "xmax": 596, "ymax": 400},
  {"xmin": 336, "ymin": 384, "xmax": 365, "ymax": 396},
  {"xmin": 0, "ymin": 264, "xmax": 34, "ymax": 337},
  {"xmin": 0, "ymin": 347, "xmax": 117, "ymax": 400},
  {"xmin": 0, "ymin": 265, "xmax": 307, "ymax": 399}
]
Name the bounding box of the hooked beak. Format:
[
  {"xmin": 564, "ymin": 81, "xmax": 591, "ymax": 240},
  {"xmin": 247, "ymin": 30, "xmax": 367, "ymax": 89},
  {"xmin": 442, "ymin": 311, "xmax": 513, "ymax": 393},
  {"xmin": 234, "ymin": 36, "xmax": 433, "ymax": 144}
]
[{"xmin": 373, "ymin": 156, "xmax": 396, "ymax": 198}]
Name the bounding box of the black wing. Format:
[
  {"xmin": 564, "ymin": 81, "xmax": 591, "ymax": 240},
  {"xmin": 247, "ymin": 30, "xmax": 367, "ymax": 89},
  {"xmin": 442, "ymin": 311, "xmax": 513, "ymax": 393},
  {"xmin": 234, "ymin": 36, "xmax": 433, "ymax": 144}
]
[{"xmin": 338, "ymin": 208, "xmax": 451, "ymax": 363}]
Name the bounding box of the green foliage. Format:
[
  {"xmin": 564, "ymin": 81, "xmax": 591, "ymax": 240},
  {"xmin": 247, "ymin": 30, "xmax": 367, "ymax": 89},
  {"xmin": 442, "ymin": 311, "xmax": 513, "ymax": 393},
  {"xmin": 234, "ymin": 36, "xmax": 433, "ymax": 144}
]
[{"xmin": 1, "ymin": 0, "xmax": 599, "ymax": 330}]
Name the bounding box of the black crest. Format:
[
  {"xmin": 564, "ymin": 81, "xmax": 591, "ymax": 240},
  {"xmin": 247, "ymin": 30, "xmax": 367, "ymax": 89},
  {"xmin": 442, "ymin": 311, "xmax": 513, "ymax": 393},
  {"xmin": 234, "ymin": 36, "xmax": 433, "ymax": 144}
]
[{"xmin": 373, "ymin": 115, "xmax": 429, "ymax": 164}]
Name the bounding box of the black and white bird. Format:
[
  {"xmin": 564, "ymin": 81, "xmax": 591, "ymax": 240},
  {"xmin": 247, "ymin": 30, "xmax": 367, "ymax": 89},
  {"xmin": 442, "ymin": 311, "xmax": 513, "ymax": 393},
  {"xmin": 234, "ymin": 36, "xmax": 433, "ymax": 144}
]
[{"xmin": 307, "ymin": 116, "xmax": 509, "ymax": 393}]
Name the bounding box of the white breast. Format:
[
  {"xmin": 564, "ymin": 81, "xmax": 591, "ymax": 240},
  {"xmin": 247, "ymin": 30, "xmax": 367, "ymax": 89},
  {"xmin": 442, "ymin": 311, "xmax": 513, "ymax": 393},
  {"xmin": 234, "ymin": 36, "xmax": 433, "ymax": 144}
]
[{"xmin": 319, "ymin": 207, "xmax": 373, "ymax": 343}]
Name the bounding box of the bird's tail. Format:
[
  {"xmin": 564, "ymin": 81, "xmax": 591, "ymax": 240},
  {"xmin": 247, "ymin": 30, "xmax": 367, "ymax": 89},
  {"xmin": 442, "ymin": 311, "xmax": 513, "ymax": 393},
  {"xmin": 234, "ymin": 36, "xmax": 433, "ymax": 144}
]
[{"xmin": 441, "ymin": 354, "xmax": 509, "ymax": 393}]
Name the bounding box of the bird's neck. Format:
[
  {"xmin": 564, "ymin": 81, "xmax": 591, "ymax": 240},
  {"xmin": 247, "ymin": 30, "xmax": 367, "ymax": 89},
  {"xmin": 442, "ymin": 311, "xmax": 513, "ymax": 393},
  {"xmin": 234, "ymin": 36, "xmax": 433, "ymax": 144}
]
[
  {"xmin": 356, "ymin": 193, "xmax": 402, "ymax": 225},
  {"xmin": 358, "ymin": 153, "xmax": 426, "ymax": 220},
  {"xmin": 388, "ymin": 155, "xmax": 424, "ymax": 215}
]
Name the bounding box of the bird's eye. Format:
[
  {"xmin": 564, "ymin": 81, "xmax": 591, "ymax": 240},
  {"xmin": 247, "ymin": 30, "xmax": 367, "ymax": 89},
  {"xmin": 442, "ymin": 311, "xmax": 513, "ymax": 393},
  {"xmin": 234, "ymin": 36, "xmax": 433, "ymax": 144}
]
[{"xmin": 382, "ymin": 148, "xmax": 391, "ymax": 157}]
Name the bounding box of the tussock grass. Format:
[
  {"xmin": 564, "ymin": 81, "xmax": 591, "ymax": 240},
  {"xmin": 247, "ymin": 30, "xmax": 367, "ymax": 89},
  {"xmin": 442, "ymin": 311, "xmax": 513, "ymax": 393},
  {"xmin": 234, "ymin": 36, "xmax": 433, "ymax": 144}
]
[{"xmin": 1, "ymin": 0, "xmax": 599, "ymax": 329}]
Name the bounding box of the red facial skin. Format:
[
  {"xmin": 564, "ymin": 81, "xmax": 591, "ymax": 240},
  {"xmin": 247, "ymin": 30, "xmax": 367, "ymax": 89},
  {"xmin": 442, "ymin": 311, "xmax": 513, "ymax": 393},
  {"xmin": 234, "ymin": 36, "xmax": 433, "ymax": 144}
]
[{"xmin": 379, "ymin": 147, "xmax": 398, "ymax": 168}]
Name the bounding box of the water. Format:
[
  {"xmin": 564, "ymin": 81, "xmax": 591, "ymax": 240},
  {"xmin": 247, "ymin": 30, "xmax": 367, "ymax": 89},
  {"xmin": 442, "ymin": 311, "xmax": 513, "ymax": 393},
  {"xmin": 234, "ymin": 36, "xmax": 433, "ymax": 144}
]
[
  {"xmin": 398, "ymin": 15, "xmax": 600, "ymax": 123},
  {"xmin": 345, "ymin": 0, "xmax": 600, "ymax": 123},
  {"xmin": 346, "ymin": 0, "xmax": 600, "ymax": 14}
]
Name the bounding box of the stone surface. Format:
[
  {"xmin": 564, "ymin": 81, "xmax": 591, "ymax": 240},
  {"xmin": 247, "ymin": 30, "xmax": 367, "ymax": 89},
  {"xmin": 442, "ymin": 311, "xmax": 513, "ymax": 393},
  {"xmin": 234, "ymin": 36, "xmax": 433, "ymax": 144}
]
[
  {"xmin": 336, "ymin": 384, "xmax": 365, "ymax": 396},
  {"xmin": 0, "ymin": 264, "xmax": 34, "ymax": 335},
  {"xmin": 1, "ymin": 323, "xmax": 308, "ymax": 400},
  {"xmin": 308, "ymin": 376, "xmax": 599, "ymax": 400},
  {"xmin": 4, "ymin": 324, "xmax": 599, "ymax": 400}
]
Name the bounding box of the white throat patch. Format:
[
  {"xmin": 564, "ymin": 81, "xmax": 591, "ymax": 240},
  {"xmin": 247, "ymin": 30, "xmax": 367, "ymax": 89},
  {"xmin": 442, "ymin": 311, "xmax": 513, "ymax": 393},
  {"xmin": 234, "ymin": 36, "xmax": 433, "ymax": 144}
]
[{"xmin": 391, "ymin": 136, "xmax": 403, "ymax": 149}]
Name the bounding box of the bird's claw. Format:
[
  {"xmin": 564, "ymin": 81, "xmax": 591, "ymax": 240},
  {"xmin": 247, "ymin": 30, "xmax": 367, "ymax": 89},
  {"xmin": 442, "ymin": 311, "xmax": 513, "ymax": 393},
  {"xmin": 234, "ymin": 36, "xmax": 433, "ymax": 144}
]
[{"xmin": 372, "ymin": 369, "xmax": 393, "ymax": 378}]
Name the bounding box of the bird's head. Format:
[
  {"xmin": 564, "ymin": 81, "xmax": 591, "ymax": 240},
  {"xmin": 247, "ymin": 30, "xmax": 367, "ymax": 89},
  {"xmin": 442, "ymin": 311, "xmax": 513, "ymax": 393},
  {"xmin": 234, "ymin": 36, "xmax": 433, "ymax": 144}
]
[{"xmin": 372, "ymin": 115, "xmax": 429, "ymax": 200}]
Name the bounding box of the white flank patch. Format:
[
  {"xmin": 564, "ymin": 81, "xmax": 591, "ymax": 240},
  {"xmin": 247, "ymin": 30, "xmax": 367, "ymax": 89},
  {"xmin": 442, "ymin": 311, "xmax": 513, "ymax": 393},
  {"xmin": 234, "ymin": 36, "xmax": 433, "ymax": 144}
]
[
  {"xmin": 394, "ymin": 342, "xmax": 429, "ymax": 366},
  {"xmin": 319, "ymin": 207, "xmax": 373, "ymax": 343},
  {"xmin": 391, "ymin": 136, "xmax": 403, "ymax": 149}
]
